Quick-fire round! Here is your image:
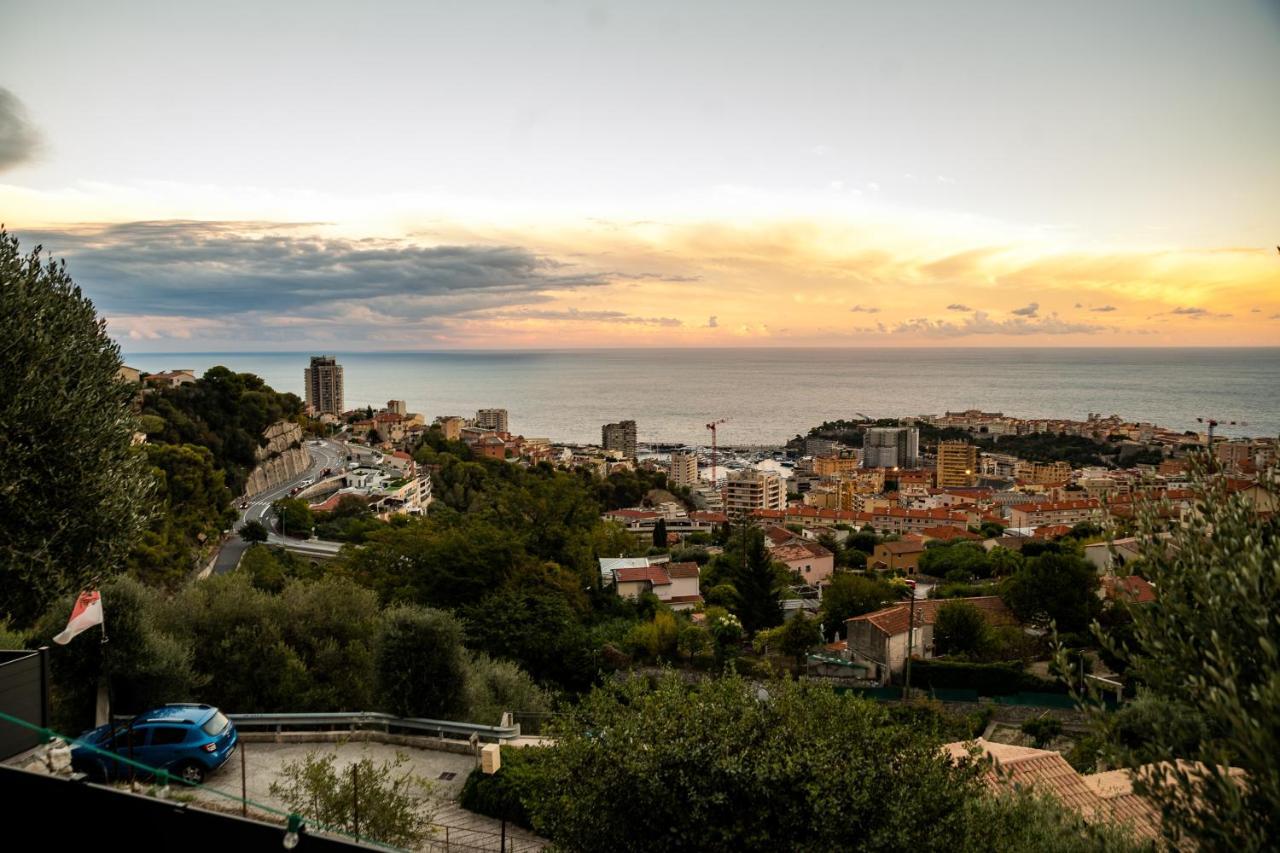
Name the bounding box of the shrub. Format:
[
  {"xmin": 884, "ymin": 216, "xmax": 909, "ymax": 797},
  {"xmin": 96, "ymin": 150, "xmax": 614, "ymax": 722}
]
[{"xmin": 458, "ymin": 746, "xmax": 551, "ymax": 830}]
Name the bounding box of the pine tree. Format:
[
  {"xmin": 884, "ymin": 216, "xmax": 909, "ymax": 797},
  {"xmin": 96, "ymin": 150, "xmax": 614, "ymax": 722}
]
[{"xmin": 652, "ymin": 517, "xmax": 668, "ymax": 549}]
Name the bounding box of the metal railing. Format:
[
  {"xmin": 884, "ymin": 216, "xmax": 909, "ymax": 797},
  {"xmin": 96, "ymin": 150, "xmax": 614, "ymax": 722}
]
[
  {"xmin": 425, "ymin": 822, "xmax": 545, "ymax": 852},
  {"xmin": 224, "ymin": 711, "xmax": 520, "ymax": 743}
]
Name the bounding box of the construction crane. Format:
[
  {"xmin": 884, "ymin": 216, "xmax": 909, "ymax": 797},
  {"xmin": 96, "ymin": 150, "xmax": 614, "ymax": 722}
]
[
  {"xmin": 854, "ymin": 412, "xmax": 872, "ymax": 422},
  {"xmin": 1196, "ymin": 416, "xmax": 1248, "ymax": 472},
  {"xmin": 705, "ymin": 419, "xmax": 726, "ymax": 485}
]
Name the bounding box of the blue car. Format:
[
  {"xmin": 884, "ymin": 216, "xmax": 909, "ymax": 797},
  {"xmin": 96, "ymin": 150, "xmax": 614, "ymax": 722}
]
[{"xmin": 71, "ymin": 704, "xmax": 238, "ymax": 785}]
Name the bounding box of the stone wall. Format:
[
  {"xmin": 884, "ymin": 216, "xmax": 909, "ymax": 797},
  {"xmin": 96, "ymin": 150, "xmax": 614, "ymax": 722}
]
[{"xmin": 243, "ymin": 421, "xmax": 312, "ymax": 497}]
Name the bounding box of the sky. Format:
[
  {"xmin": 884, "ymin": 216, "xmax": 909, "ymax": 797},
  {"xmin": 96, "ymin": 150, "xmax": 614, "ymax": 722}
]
[{"xmin": 2, "ymin": 0, "xmax": 1278, "ymax": 350}]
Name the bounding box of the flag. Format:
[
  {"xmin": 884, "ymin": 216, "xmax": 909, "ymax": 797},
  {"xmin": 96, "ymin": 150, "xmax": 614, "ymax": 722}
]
[{"xmin": 53, "ymin": 590, "xmax": 104, "ymax": 645}]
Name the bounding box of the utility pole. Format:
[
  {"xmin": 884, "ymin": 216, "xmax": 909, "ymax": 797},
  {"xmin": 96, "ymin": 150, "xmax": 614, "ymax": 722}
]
[{"xmin": 903, "ymin": 583, "xmax": 917, "ymax": 701}]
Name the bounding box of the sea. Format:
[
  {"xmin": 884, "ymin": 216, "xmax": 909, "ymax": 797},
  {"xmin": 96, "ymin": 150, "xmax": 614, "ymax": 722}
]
[{"xmin": 122, "ymin": 348, "xmax": 1280, "ymax": 447}]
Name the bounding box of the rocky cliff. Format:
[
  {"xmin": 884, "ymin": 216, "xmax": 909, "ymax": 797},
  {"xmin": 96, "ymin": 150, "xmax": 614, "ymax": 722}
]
[{"xmin": 243, "ymin": 420, "xmax": 312, "ymax": 497}]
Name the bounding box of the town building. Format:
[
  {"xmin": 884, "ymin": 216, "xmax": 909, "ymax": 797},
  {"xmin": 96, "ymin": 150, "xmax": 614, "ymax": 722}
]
[
  {"xmin": 770, "ymin": 540, "xmax": 835, "ymax": 585},
  {"xmin": 474, "ymin": 408, "xmax": 509, "ymax": 433},
  {"xmin": 601, "ymin": 420, "xmax": 638, "ymax": 459},
  {"xmin": 117, "ymin": 365, "xmax": 142, "ymax": 384},
  {"xmin": 1008, "ymin": 498, "xmax": 1102, "ymax": 529},
  {"xmin": 936, "ymin": 441, "xmax": 978, "ymax": 488},
  {"xmin": 385, "ymin": 399, "xmax": 407, "ymax": 416},
  {"xmin": 846, "ymin": 596, "xmax": 1015, "ymax": 681},
  {"xmin": 668, "ymin": 451, "xmax": 699, "ymax": 488},
  {"xmin": 1016, "ymin": 460, "xmax": 1073, "ymax": 485},
  {"xmin": 725, "ymin": 469, "xmax": 785, "ymax": 517},
  {"xmin": 303, "ymin": 356, "xmax": 344, "ymax": 416},
  {"xmin": 865, "ymin": 539, "xmax": 927, "ymax": 574},
  {"xmin": 612, "ymin": 561, "xmax": 702, "ymax": 611},
  {"xmin": 862, "ymin": 427, "xmax": 920, "ymax": 469},
  {"xmin": 145, "ymin": 369, "xmax": 197, "ymax": 388},
  {"xmin": 813, "ymin": 455, "xmax": 862, "ymax": 479},
  {"xmin": 434, "ymin": 415, "xmax": 465, "ymax": 441}
]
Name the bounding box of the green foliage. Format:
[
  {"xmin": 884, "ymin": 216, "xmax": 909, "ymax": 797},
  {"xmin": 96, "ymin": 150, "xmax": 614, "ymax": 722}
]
[
  {"xmin": 38, "ymin": 576, "xmax": 198, "ymax": 730},
  {"xmin": 1021, "ymin": 716, "xmax": 1064, "ymax": 748},
  {"xmin": 138, "ymin": 366, "xmax": 302, "ymax": 495},
  {"xmin": 462, "ymin": 652, "xmax": 553, "ymax": 726},
  {"xmin": 651, "ymin": 517, "xmax": 667, "ymax": 549},
  {"xmin": 524, "ymin": 673, "xmax": 1137, "ymax": 852},
  {"xmin": 907, "ymin": 658, "xmax": 1065, "ymax": 696},
  {"xmin": 977, "ymin": 431, "xmax": 1107, "ymax": 467},
  {"xmin": 755, "ymin": 614, "xmax": 823, "ymax": 662},
  {"xmin": 821, "ymin": 573, "xmax": 897, "ymax": 638},
  {"xmin": 239, "ymin": 520, "xmax": 269, "ymax": 543},
  {"xmin": 624, "ymin": 610, "xmax": 680, "ymax": 662},
  {"xmin": 0, "ymin": 229, "xmax": 155, "ymax": 626},
  {"xmin": 313, "ymin": 496, "xmax": 385, "ymax": 543},
  {"xmin": 1001, "ymin": 551, "xmax": 1101, "ymax": 633},
  {"xmin": 272, "ymin": 497, "xmax": 315, "ymax": 537},
  {"xmin": 377, "ymin": 605, "xmax": 470, "ymax": 718},
  {"xmin": 126, "ymin": 443, "xmax": 234, "ymax": 588},
  {"xmin": 462, "ymin": 587, "xmax": 595, "ymax": 690},
  {"xmin": 237, "ymin": 544, "xmax": 321, "ymax": 592},
  {"xmin": 459, "ymin": 746, "xmax": 550, "ymax": 829},
  {"xmin": 919, "ymin": 541, "xmax": 993, "ymax": 580},
  {"xmin": 268, "ymin": 749, "xmax": 435, "ymax": 849},
  {"xmin": 933, "ymin": 601, "xmax": 992, "ymax": 658},
  {"xmin": 712, "ymin": 525, "xmax": 783, "ymax": 635},
  {"xmin": 1079, "ymin": 467, "xmax": 1280, "ymax": 850}
]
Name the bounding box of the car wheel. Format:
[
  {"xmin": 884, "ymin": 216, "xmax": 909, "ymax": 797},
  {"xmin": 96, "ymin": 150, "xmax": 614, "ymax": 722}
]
[{"xmin": 175, "ymin": 761, "xmax": 205, "ymax": 786}]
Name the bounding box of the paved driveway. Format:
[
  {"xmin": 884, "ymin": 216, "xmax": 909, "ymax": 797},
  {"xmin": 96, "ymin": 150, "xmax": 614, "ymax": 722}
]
[{"xmin": 191, "ymin": 740, "xmax": 546, "ymax": 851}]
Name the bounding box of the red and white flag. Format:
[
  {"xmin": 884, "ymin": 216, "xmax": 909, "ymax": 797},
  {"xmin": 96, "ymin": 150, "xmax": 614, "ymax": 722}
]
[{"xmin": 53, "ymin": 590, "xmax": 104, "ymax": 645}]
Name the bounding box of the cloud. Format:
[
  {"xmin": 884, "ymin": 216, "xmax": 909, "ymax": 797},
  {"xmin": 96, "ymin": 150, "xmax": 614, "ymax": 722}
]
[
  {"xmin": 1090, "ymin": 305, "xmax": 1117, "ymax": 312},
  {"xmin": 1171, "ymin": 306, "xmax": 1209, "ymax": 315},
  {"xmin": 16, "ymin": 220, "xmax": 637, "ymax": 324},
  {"xmin": 707, "ymin": 315, "xmax": 718, "ymax": 328},
  {"xmin": 1010, "ymin": 302, "xmax": 1039, "ymax": 317},
  {"xmin": 890, "ymin": 311, "xmax": 1104, "ymax": 338},
  {"xmin": 0, "ymin": 88, "xmax": 43, "ymax": 172},
  {"xmin": 1271, "ymin": 314, "xmax": 1280, "ymax": 320},
  {"xmin": 1251, "ymin": 307, "xmax": 1261, "ymax": 313},
  {"xmin": 493, "ymin": 308, "xmax": 681, "ymax": 327},
  {"xmin": 849, "ymin": 304, "xmax": 880, "ymax": 314},
  {"xmin": 946, "ymin": 303, "xmax": 972, "ymax": 312}
]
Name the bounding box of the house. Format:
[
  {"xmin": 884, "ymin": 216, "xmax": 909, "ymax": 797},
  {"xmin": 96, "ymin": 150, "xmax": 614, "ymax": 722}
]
[
  {"xmin": 598, "ymin": 555, "xmax": 670, "ymax": 585},
  {"xmin": 866, "ymin": 538, "xmax": 927, "ymax": 574},
  {"xmin": 845, "ymin": 596, "xmax": 1015, "ymax": 681},
  {"xmin": 611, "ymin": 561, "xmax": 702, "ymax": 611},
  {"xmin": 771, "ymin": 540, "xmax": 835, "ymax": 585},
  {"xmin": 1100, "ymin": 575, "xmax": 1156, "ymax": 604},
  {"xmin": 145, "ymin": 369, "xmax": 197, "ymax": 388},
  {"xmin": 939, "ymin": 739, "xmax": 1235, "ymax": 843}
]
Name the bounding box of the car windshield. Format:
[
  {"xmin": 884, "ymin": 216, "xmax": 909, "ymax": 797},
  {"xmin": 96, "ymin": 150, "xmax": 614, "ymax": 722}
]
[{"xmin": 202, "ymin": 711, "xmax": 229, "ymax": 736}]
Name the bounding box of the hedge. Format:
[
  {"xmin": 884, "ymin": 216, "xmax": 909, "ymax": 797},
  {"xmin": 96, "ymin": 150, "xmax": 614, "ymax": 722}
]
[
  {"xmin": 458, "ymin": 746, "xmax": 551, "ymax": 830},
  {"xmin": 907, "ymin": 659, "xmax": 1066, "ymax": 695}
]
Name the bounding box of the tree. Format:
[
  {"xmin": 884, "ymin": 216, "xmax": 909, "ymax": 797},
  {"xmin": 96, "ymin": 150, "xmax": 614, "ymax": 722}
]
[
  {"xmin": 462, "ymin": 587, "xmax": 595, "ymax": 690},
  {"xmin": 1079, "ymin": 467, "xmax": 1280, "ymax": 850},
  {"xmin": 933, "ymin": 601, "xmax": 991, "ymax": 658},
  {"xmin": 1001, "ymin": 551, "xmax": 1100, "ymax": 633},
  {"xmin": 272, "ymin": 497, "xmax": 315, "ymax": 537},
  {"xmin": 820, "ymin": 573, "xmax": 896, "ymax": 638},
  {"xmin": 269, "ymin": 750, "xmax": 435, "ymax": 849},
  {"xmin": 239, "ymin": 520, "xmax": 269, "ymax": 543},
  {"xmin": 377, "ymin": 605, "xmax": 470, "ymax": 718},
  {"xmin": 920, "ymin": 542, "xmax": 993, "ymax": 580},
  {"xmin": 0, "ymin": 229, "xmax": 154, "ymax": 626},
  {"xmin": 652, "ymin": 517, "xmax": 667, "ymax": 549},
  {"xmin": 728, "ymin": 526, "xmax": 782, "ymax": 635},
  {"xmin": 524, "ymin": 673, "xmax": 1143, "ymax": 852},
  {"xmin": 774, "ymin": 614, "xmax": 823, "ymax": 663}
]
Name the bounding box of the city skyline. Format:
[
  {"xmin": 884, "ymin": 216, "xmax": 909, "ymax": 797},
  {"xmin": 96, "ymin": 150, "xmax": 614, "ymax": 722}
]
[{"xmin": 3, "ymin": 1, "xmax": 1279, "ymax": 351}]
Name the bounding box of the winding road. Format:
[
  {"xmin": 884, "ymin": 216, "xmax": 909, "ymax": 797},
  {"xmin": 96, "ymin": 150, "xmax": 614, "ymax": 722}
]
[{"xmin": 209, "ymin": 437, "xmax": 351, "ymax": 575}]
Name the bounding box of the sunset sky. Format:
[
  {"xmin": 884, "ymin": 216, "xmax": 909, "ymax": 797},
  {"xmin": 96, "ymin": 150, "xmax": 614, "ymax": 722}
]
[{"xmin": 2, "ymin": 1, "xmax": 1278, "ymax": 350}]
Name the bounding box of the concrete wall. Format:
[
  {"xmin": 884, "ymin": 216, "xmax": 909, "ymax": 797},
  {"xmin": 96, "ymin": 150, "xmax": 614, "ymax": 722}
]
[{"xmin": 243, "ymin": 421, "xmax": 313, "ymax": 498}]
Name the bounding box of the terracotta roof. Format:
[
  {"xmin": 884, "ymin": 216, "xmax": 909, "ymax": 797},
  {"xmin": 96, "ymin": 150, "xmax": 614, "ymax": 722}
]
[
  {"xmin": 607, "ymin": 509, "xmax": 660, "ymax": 520},
  {"xmin": 664, "ymin": 594, "xmax": 704, "ymax": 604},
  {"xmin": 665, "ymin": 562, "xmax": 700, "ymax": 579},
  {"xmin": 920, "ymin": 525, "xmax": 981, "ymax": 541},
  {"xmin": 614, "ymin": 565, "xmax": 672, "ymax": 586},
  {"xmin": 1034, "ymin": 524, "xmax": 1074, "ymax": 539},
  {"xmin": 764, "ymin": 525, "xmax": 797, "ymax": 546},
  {"xmin": 1101, "ymin": 575, "xmax": 1156, "ymax": 604},
  {"xmin": 690, "ymin": 511, "xmax": 728, "ymax": 523},
  {"xmin": 880, "ymin": 540, "xmax": 926, "ymax": 555},
  {"xmin": 1015, "ymin": 499, "xmax": 1100, "ymax": 513},
  {"xmin": 850, "ymin": 596, "xmax": 1014, "ymax": 637}
]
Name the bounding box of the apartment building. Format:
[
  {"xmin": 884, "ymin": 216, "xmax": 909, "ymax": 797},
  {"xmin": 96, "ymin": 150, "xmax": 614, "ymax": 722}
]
[
  {"xmin": 936, "ymin": 441, "xmax": 978, "ymax": 488},
  {"xmin": 474, "ymin": 408, "xmax": 509, "ymax": 433},
  {"xmin": 725, "ymin": 469, "xmax": 785, "ymax": 517},
  {"xmin": 1016, "ymin": 460, "xmax": 1073, "ymax": 485},
  {"xmin": 668, "ymin": 451, "xmax": 699, "ymax": 488},
  {"xmin": 813, "ymin": 455, "xmax": 862, "ymax": 479},
  {"xmin": 602, "ymin": 420, "xmax": 638, "ymax": 458},
  {"xmin": 434, "ymin": 415, "xmax": 465, "ymax": 441},
  {"xmin": 303, "ymin": 356, "xmax": 344, "ymax": 416},
  {"xmin": 863, "ymin": 428, "xmax": 920, "ymax": 469},
  {"xmin": 1008, "ymin": 498, "xmax": 1102, "ymax": 529}
]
